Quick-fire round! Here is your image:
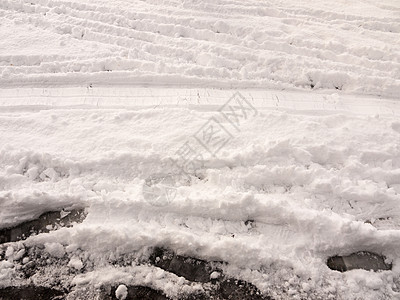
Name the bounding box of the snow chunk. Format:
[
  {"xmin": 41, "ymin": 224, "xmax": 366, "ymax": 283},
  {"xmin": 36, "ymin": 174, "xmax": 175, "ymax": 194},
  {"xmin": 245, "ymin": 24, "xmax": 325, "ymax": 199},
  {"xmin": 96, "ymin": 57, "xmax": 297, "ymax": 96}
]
[
  {"xmin": 44, "ymin": 243, "xmax": 65, "ymax": 258},
  {"xmin": 68, "ymin": 256, "xmax": 83, "ymax": 270},
  {"xmin": 5, "ymin": 247, "xmax": 14, "ymax": 258},
  {"xmin": 115, "ymin": 284, "xmax": 128, "ymax": 300},
  {"xmin": 210, "ymin": 271, "xmax": 221, "ymax": 280}
]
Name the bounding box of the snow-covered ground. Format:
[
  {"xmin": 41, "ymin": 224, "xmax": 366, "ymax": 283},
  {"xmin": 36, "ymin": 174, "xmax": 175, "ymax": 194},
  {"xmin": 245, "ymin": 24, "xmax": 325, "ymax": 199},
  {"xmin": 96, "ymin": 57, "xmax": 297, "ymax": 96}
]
[
  {"xmin": 1, "ymin": 0, "xmax": 399, "ymax": 97},
  {"xmin": 1, "ymin": 0, "xmax": 400, "ymax": 299},
  {"xmin": 1, "ymin": 88, "xmax": 400, "ymax": 299}
]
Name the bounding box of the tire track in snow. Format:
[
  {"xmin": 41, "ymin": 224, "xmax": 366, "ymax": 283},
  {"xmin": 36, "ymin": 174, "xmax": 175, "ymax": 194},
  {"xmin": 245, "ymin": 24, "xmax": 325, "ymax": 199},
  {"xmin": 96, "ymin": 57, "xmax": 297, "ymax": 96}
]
[{"xmin": 1, "ymin": 0, "xmax": 399, "ymax": 96}]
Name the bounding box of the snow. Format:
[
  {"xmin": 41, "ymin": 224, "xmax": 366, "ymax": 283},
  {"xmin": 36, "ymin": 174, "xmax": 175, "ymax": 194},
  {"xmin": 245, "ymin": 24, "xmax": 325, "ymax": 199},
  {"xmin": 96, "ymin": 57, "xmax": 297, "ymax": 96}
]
[
  {"xmin": 210, "ymin": 271, "xmax": 221, "ymax": 279},
  {"xmin": 1, "ymin": 88, "xmax": 399, "ymax": 298},
  {"xmin": 0, "ymin": 0, "xmax": 399, "ymax": 97},
  {"xmin": 115, "ymin": 284, "xmax": 128, "ymax": 300},
  {"xmin": 0, "ymin": 0, "xmax": 400, "ymax": 299},
  {"xmin": 68, "ymin": 256, "xmax": 83, "ymax": 270},
  {"xmin": 44, "ymin": 242, "xmax": 66, "ymax": 258}
]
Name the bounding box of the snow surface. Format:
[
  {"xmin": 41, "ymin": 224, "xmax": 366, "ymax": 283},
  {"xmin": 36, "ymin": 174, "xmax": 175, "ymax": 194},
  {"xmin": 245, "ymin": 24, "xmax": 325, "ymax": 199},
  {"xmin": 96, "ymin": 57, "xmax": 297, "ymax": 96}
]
[
  {"xmin": 0, "ymin": 0, "xmax": 399, "ymax": 97},
  {"xmin": 1, "ymin": 0, "xmax": 400, "ymax": 299},
  {"xmin": 1, "ymin": 88, "xmax": 400, "ymax": 299}
]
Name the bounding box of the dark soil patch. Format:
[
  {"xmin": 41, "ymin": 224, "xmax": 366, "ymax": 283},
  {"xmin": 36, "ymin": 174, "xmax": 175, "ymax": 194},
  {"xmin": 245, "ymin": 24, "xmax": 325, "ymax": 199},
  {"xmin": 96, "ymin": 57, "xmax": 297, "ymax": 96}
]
[
  {"xmin": 327, "ymin": 251, "xmax": 392, "ymax": 272},
  {"xmin": 102, "ymin": 285, "xmax": 169, "ymax": 300},
  {"xmin": 0, "ymin": 208, "xmax": 86, "ymax": 244},
  {"xmin": 150, "ymin": 247, "xmax": 216, "ymax": 283}
]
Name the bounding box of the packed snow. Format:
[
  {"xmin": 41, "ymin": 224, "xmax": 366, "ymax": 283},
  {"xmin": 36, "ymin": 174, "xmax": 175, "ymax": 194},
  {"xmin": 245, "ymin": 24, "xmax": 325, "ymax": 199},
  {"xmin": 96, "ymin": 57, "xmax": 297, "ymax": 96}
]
[
  {"xmin": 1, "ymin": 88, "xmax": 400, "ymax": 299},
  {"xmin": 0, "ymin": 0, "xmax": 400, "ymax": 299},
  {"xmin": 0, "ymin": 0, "xmax": 399, "ymax": 97}
]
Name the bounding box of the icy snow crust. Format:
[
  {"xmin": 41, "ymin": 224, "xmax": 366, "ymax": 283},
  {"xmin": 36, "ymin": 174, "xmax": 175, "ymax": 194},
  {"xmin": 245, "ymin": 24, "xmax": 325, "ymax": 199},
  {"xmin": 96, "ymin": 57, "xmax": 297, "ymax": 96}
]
[
  {"xmin": 0, "ymin": 0, "xmax": 400, "ymax": 97},
  {"xmin": 0, "ymin": 88, "xmax": 400, "ymax": 299}
]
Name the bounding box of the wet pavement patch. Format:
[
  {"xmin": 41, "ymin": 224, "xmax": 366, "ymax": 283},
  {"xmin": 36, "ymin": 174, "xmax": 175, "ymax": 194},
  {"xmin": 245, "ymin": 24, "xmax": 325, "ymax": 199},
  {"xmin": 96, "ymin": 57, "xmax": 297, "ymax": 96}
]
[
  {"xmin": 150, "ymin": 247, "xmax": 216, "ymax": 283},
  {"xmin": 214, "ymin": 279, "xmax": 270, "ymax": 300},
  {"xmin": 0, "ymin": 208, "xmax": 87, "ymax": 244},
  {"xmin": 327, "ymin": 251, "xmax": 392, "ymax": 272},
  {"xmin": 101, "ymin": 281, "xmax": 271, "ymax": 300},
  {"xmin": 149, "ymin": 248, "xmax": 272, "ymax": 300},
  {"xmin": 187, "ymin": 279, "xmax": 272, "ymax": 300},
  {"xmin": 102, "ymin": 285, "xmax": 170, "ymax": 300},
  {"xmin": 0, "ymin": 286, "xmax": 65, "ymax": 300},
  {"xmin": 0, "ymin": 245, "xmax": 273, "ymax": 300}
]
